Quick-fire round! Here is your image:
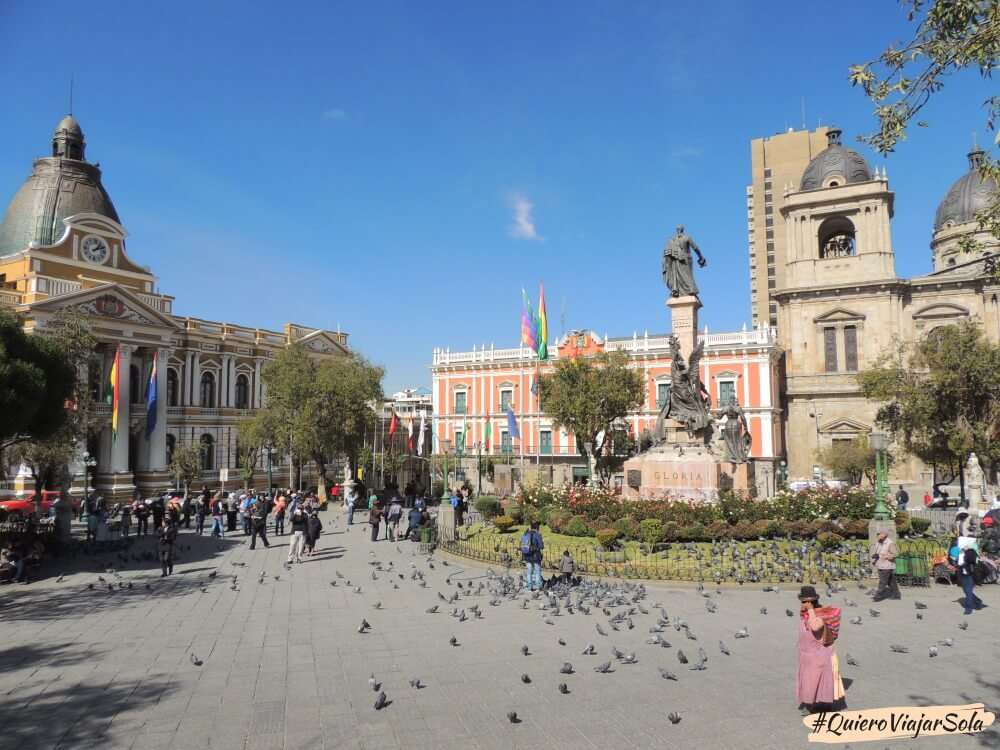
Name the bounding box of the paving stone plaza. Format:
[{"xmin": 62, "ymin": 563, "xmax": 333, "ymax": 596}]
[{"xmin": 1, "ymin": 513, "xmax": 997, "ymax": 750}]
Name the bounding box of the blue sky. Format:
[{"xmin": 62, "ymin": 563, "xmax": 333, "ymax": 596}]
[{"xmin": 0, "ymin": 1, "xmax": 994, "ymax": 392}]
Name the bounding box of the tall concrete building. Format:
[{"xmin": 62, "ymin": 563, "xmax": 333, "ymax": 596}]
[{"xmin": 748, "ymin": 127, "xmax": 830, "ymax": 327}]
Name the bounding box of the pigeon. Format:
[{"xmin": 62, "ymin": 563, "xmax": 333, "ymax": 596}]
[
  {"xmin": 596, "ymin": 624, "xmax": 608, "ymax": 636},
  {"xmin": 520, "ymin": 673, "xmax": 532, "ymax": 684},
  {"xmin": 734, "ymin": 627, "xmax": 750, "ymax": 639},
  {"xmin": 559, "ymin": 663, "xmax": 574, "ymax": 674},
  {"xmin": 582, "ymin": 643, "xmax": 596, "ymax": 655},
  {"xmin": 939, "ymin": 638, "xmax": 954, "ymax": 647},
  {"xmin": 507, "ymin": 711, "xmax": 519, "ymax": 723},
  {"xmin": 958, "ymin": 621, "xmax": 969, "ymax": 631},
  {"xmin": 845, "ymin": 653, "xmax": 858, "ymax": 667},
  {"xmin": 916, "ymin": 612, "xmax": 924, "ymax": 621},
  {"xmin": 409, "ymin": 678, "xmax": 422, "ymax": 689},
  {"xmin": 785, "ymin": 609, "xmax": 794, "ymax": 617},
  {"xmin": 658, "ymin": 668, "xmax": 678, "ymax": 681},
  {"xmin": 719, "ymin": 641, "xmax": 731, "ymax": 656},
  {"xmin": 368, "ymin": 674, "xmax": 378, "ymax": 691},
  {"xmin": 928, "ymin": 645, "xmax": 938, "ymax": 658},
  {"xmin": 557, "ymin": 638, "xmax": 566, "ymax": 646},
  {"xmin": 374, "ymin": 691, "xmax": 387, "ymax": 710},
  {"xmin": 558, "ymin": 682, "xmax": 570, "ymax": 694},
  {"xmin": 889, "ymin": 644, "xmax": 909, "ymax": 653},
  {"xmin": 594, "ymin": 661, "xmax": 613, "ymax": 673},
  {"xmin": 56, "ymin": 574, "xmax": 65, "ymax": 583},
  {"xmin": 425, "ymin": 605, "xmax": 439, "ymax": 614},
  {"xmin": 449, "ymin": 636, "xmax": 459, "ymax": 646},
  {"xmin": 759, "ymin": 607, "xmax": 767, "ymax": 615},
  {"xmin": 521, "ymin": 645, "xmax": 530, "ymax": 656},
  {"xmin": 620, "ymin": 653, "xmax": 638, "ymax": 665},
  {"xmin": 358, "ymin": 619, "xmax": 371, "ymax": 633},
  {"xmin": 869, "ymin": 608, "xmax": 881, "ymax": 618},
  {"xmin": 914, "ymin": 601, "xmax": 928, "ymax": 610},
  {"xmin": 373, "ymin": 601, "xmax": 382, "ymax": 610},
  {"xmin": 677, "ymin": 650, "xmax": 688, "ymax": 665},
  {"xmin": 668, "ymin": 712, "xmax": 681, "ymax": 725},
  {"xmin": 849, "ymin": 616, "xmax": 863, "ymax": 625},
  {"xmin": 190, "ymin": 653, "xmax": 203, "ymax": 666}
]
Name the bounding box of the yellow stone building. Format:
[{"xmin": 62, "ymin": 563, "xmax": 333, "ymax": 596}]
[
  {"xmin": 0, "ymin": 116, "xmax": 349, "ymax": 500},
  {"xmin": 774, "ymin": 128, "xmax": 999, "ymax": 489}
]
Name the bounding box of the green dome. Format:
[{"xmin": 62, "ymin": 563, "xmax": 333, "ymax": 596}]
[{"xmin": 0, "ymin": 116, "xmax": 119, "ymax": 255}]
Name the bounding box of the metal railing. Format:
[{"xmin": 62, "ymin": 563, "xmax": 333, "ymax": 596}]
[{"xmin": 441, "ymin": 528, "xmax": 946, "ymax": 584}]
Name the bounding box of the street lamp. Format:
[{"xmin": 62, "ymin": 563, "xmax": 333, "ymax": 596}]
[
  {"xmin": 81, "ymin": 450, "xmax": 97, "ymax": 517},
  {"xmin": 869, "ymin": 432, "xmax": 892, "ymax": 520},
  {"xmin": 264, "ymin": 442, "xmax": 276, "ymax": 499},
  {"xmin": 441, "ymin": 439, "xmax": 452, "ymax": 502},
  {"xmin": 777, "ymin": 460, "xmax": 788, "ymax": 490}
]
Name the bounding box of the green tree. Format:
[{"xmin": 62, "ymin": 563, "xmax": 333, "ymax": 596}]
[
  {"xmin": 169, "ymin": 443, "xmax": 203, "ymax": 497},
  {"xmin": 6, "ymin": 310, "xmax": 96, "ymax": 514},
  {"xmin": 237, "ymin": 411, "xmax": 278, "ymax": 489},
  {"xmin": 857, "ymin": 321, "xmax": 1000, "ymax": 487},
  {"xmin": 256, "ymin": 344, "xmax": 383, "ymax": 497},
  {"xmin": 817, "ymin": 438, "xmax": 881, "ymax": 486},
  {"xmin": 537, "ymin": 351, "xmax": 644, "ymax": 475},
  {"xmin": 0, "ymin": 308, "xmax": 77, "ymax": 453},
  {"xmin": 850, "ymin": 0, "xmax": 1000, "ymax": 237}
]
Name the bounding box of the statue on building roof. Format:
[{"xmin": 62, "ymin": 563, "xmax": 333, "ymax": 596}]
[{"xmin": 662, "ymin": 224, "xmax": 707, "ymax": 299}]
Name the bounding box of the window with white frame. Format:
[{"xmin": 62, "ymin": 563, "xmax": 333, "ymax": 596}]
[
  {"xmin": 656, "ymin": 382, "xmax": 670, "ymax": 409},
  {"xmin": 454, "ymin": 391, "xmax": 467, "ymax": 414},
  {"xmin": 501, "ymin": 430, "xmax": 512, "ymax": 454},
  {"xmin": 500, "ymin": 388, "xmax": 513, "ymax": 413},
  {"xmin": 717, "ymin": 378, "xmax": 736, "ymax": 408}
]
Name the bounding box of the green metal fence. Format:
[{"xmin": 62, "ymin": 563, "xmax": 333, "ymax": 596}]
[{"xmin": 439, "ymin": 530, "xmax": 946, "ymax": 585}]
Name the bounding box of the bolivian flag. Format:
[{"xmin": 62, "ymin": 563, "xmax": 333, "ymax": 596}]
[{"xmin": 109, "ymin": 347, "xmax": 121, "ymax": 440}]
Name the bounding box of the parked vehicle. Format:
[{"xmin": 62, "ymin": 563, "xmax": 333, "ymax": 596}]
[{"xmin": 0, "ymin": 490, "xmax": 79, "ymax": 520}]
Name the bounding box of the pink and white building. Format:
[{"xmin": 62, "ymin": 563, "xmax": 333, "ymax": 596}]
[{"xmin": 430, "ymin": 326, "xmax": 785, "ymax": 485}]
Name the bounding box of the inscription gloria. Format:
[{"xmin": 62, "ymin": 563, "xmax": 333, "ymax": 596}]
[{"xmin": 650, "ymin": 471, "xmax": 705, "ymax": 484}]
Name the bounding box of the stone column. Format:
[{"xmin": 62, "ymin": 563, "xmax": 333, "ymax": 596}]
[
  {"xmin": 191, "ymin": 351, "xmax": 202, "ymax": 406},
  {"xmin": 182, "ymin": 351, "xmax": 192, "ymax": 405},
  {"xmin": 222, "ymin": 355, "xmax": 232, "ymax": 407},
  {"xmin": 110, "ymin": 345, "xmax": 133, "ymax": 473},
  {"xmin": 227, "ymin": 358, "xmax": 237, "ymax": 407},
  {"xmin": 253, "ymin": 359, "xmax": 262, "ymax": 408},
  {"xmin": 667, "ymin": 295, "xmax": 702, "ymax": 359}
]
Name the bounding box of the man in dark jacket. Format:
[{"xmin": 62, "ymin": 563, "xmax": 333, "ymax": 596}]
[
  {"xmin": 404, "ymin": 507, "xmax": 423, "ymax": 541},
  {"xmin": 958, "ymin": 544, "xmax": 985, "ymax": 615},
  {"xmin": 249, "ymin": 496, "xmax": 270, "ymax": 550}
]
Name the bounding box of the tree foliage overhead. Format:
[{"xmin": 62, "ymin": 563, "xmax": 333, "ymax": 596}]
[
  {"xmin": 537, "ymin": 350, "xmax": 644, "ymax": 457},
  {"xmin": 169, "ymin": 442, "xmax": 203, "ymax": 495},
  {"xmin": 857, "ymin": 321, "xmax": 1000, "ymax": 473},
  {"xmin": 849, "ymin": 0, "xmax": 1000, "ymax": 237},
  {"xmin": 0, "ymin": 308, "xmax": 77, "ymax": 451},
  {"xmin": 248, "ymin": 344, "xmax": 383, "ymax": 494}
]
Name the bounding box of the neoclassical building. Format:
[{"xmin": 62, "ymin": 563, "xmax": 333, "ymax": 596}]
[
  {"xmin": 774, "ymin": 128, "xmax": 999, "ymax": 487},
  {"xmin": 0, "ymin": 116, "xmax": 350, "ymax": 500}
]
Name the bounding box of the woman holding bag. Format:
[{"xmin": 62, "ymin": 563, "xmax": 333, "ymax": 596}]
[{"xmin": 796, "ymin": 585, "xmax": 844, "ymax": 716}]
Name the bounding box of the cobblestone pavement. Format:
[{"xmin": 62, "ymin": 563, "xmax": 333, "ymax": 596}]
[{"xmin": 1, "ymin": 515, "xmax": 998, "ymax": 750}]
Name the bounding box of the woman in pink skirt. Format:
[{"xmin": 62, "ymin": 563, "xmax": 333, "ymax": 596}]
[{"xmin": 796, "ymin": 585, "xmax": 844, "ymax": 715}]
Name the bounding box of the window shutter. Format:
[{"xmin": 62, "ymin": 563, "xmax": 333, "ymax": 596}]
[
  {"xmin": 844, "ymin": 326, "xmax": 858, "ymax": 371},
  {"xmin": 824, "ymin": 328, "xmax": 838, "ymax": 373}
]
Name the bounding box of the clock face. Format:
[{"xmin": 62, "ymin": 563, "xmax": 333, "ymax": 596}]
[{"xmin": 80, "ymin": 235, "xmax": 110, "ymax": 264}]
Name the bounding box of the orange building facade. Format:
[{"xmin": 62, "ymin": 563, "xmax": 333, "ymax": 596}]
[{"xmin": 431, "ymin": 327, "xmax": 785, "ymax": 486}]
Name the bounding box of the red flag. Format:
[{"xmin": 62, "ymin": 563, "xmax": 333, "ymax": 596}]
[{"xmin": 388, "ymin": 408, "xmax": 399, "ymax": 437}]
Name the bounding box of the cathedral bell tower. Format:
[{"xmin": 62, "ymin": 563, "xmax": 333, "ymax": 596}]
[{"xmin": 779, "ymin": 129, "xmax": 895, "ymax": 289}]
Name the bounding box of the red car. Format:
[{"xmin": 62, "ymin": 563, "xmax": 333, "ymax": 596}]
[{"xmin": 0, "ymin": 490, "xmax": 77, "ymax": 519}]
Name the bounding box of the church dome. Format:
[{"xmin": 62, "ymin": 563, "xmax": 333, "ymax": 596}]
[
  {"xmin": 800, "ymin": 129, "xmax": 873, "ymax": 190},
  {"xmin": 0, "ymin": 116, "xmax": 119, "ymax": 255},
  {"xmin": 934, "ymin": 150, "xmax": 997, "ymax": 230}
]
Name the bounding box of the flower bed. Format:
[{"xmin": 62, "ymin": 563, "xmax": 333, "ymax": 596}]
[{"xmin": 512, "ymin": 484, "xmax": 881, "ymax": 543}]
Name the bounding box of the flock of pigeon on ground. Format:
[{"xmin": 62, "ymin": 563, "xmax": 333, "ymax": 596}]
[{"xmin": 49, "ymin": 521, "xmax": 971, "ymax": 728}]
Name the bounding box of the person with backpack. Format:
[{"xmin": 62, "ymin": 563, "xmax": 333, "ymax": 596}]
[
  {"xmin": 958, "ymin": 541, "xmax": 984, "ymax": 615},
  {"xmin": 249, "ymin": 495, "xmax": 270, "ymax": 550},
  {"xmin": 520, "ymin": 521, "xmax": 544, "ymax": 591},
  {"xmin": 211, "ymin": 494, "xmax": 226, "ymax": 538},
  {"xmin": 305, "ymin": 509, "xmax": 323, "ymax": 556},
  {"xmin": 386, "ymin": 497, "xmax": 403, "ymax": 541},
  {"xmin": 287, "ymin": 506, "xmax": 307, "ymax": 564},
  {"xmin": 158, "ymin": 518, "xmax": 178, "ymax": 577},
  {"xmin": 795, "ymin": 585, "xmax": 844, "ymax": 716},
  {"xmin": 133, "ymin": 497, "xmax": 150, "ymax": 537}
]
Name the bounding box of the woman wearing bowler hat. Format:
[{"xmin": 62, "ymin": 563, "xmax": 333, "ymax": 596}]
[{"xmin": 796, "ymin": 585, "xmax": 844, "ymax": 716}]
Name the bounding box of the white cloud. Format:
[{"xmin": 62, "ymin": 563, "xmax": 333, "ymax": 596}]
[
  {"xmin": 322, "ymin": 108, "xmax": 347, "ymax": 121},
  {"xmin": 670, "ymin": 146, "xmax": 703, "ymax": 160},
  {"xmin": 509, "ymin": 193, "xmax": 541, "ymax": 240}
]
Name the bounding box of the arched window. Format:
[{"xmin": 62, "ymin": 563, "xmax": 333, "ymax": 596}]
[
  {"xmin": 166, "ymin": 368, "xmax": 179, "ymax": 407},
  {"xmin": 200, "ymin": 434, "xmax": 214, "ymax": 471},
  {"xmin": 818, "ymin": 216, "xmax": 856, "ymax": 259},
  {"xmin": 235, "ymin": 374, "xmax": 250, "ymax": 409},
  {"xmin": 129, "ymin": 364, "xmax": 141, "ymax": 404},
  {"xmin": 166, "ymin": 434, "xmax": 176, "ymax": 466},
  {"xmin": 200, "ymin": 372, "xmax": 216, "ymax": 408}
]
